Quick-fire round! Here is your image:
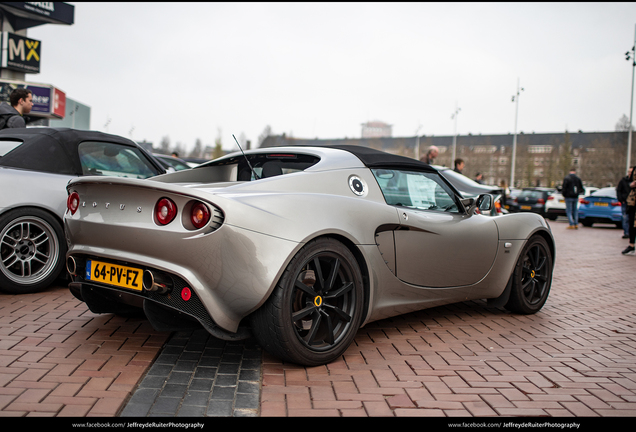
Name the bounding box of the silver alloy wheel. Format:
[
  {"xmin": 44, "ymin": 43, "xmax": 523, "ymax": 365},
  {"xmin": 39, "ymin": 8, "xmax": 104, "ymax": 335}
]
[{"xmin": 0, "ymin": 215, "xmax": 60, "ymax": 286}]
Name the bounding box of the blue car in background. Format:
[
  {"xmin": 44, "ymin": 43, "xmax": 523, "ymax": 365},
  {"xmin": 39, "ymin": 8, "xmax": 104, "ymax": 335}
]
[{"xmin": 579, "ymin": 187, "xmax": 622, "ymax": 228}]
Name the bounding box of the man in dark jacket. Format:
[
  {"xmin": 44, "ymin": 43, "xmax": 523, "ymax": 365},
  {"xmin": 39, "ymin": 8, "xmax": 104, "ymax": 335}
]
[
  {"xmin": 617, "ymin": 167, "xmax": 634, "ymax": 239},
  {"xmin": 0, "ymin": 88, "xmax": 33, "ymax": 129},
  {"xmin": 562, "ymin": 167, "xmax": 584, "ymax": 229}
]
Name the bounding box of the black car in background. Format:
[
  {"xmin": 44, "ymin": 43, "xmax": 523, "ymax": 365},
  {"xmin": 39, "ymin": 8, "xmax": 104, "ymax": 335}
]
[
  {"xmin": 508, "ymin": 187, "xmax": 555, "ymax": 217},
  {"xmin": 153, "ymin": 153, "xmax": 191, "ymax": 171}
]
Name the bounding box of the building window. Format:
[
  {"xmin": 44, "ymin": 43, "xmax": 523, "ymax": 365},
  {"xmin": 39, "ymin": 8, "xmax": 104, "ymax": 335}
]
[{"xmin": 528, "ymin": 145, "xmax": 553, "ymax": 154}]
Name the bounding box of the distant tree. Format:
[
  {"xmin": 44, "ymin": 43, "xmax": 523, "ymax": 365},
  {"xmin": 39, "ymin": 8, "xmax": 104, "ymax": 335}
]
[
  {"xmin": 257, "ymin": 125, "xmax": 272, "ymax": 148},
  {"xmin": 190, "ymin": 138, "xmax": 203, "ymax": 158},
  {"xmin": 557, "ymin": 132, "xmax": 573, "ymax": 180},
  {"xmin": 159, "ymin": 135, "xmax": 171, "ymax": 153},
  {"xmin": 615, "ymin": 114, "xmax": 633, "ymax": 132},
  {"xmin": 212, "ymin": 141, "xmax": 224, "ymax": 160},
  {"xmin": 239, "ymin": 132, "xmax": 248, "ymax": 150},
  {"xmin": 211, "ymin": 128, "xmax": 225, "ymax": 159},
  {"xmin": 172, "ymin": 142, "xmax": 184, "ymax": 157},
  {"xmin": 580, "ymin": 137, "xmax": 623, "ymax": 187}
]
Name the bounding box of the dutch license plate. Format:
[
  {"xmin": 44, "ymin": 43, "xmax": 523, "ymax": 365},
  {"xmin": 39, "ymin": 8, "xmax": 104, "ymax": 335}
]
[
  {"xmin": 594, "ymin": 202, "xmax": 608, "ymax": 207},
  {"xmin": 86, "ymin": 259, "xmax": 143, "ymax": 291},
  {"xmin": 521, "ymin": 205, "xmax": 532, "ymax": 210},
  {"xmin": 558, "ymin": 199, "xmax": 564, "ymax": 203}
]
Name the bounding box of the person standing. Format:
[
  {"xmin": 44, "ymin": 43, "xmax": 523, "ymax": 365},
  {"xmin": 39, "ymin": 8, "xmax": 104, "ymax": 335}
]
[
  {"xmin": 622, "ymin": 168, "xmax": 636, "ymax": 255},
  {"xmin": 453, "ymin": 158, "xmax": 465, "ymax": 174},
  {"xmin": 562, "ymin": 167, "xmax": 584, "ymax": 229},
  {"xmin": 617, "ymin": 166, "xmax": 634, "ymax": 239},
  {"xmin": 421, "ymin": 146, "xmax": 438, "ymax": 165},
  {"xmin": 0, "ymin": 88, "xmax": 33, "ymax": 129}
]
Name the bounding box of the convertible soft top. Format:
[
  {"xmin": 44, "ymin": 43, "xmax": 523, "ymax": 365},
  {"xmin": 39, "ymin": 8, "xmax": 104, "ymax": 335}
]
[
  {"xmin": 328, "ymin": 144, "xmax": 436, "ymax": 172},
  {"xmin": 0, "ymin": 128, "xmax": 155, "ymax": 176}
]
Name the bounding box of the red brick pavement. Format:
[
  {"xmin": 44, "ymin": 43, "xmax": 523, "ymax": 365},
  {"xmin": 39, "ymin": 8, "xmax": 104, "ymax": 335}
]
[
  {"xmin": 1, "ymin": 218, "xmax": 635, "ymax": 418},
  {"xmin": 0, "ymin": 287, "xmax": 170, "ymax": 417},
  {"xmin": 260, "ymin": 220, "xmax": 636, "ymax": 417}
]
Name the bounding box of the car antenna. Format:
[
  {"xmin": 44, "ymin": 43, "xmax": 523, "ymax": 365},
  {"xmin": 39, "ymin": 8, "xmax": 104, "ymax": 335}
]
[{"xmin": 233, "ymin": 134, "xmax": 260, "ymax": 180}]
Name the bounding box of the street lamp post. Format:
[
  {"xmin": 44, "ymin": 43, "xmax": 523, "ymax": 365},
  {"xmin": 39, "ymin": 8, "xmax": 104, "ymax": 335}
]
[
  {"xmin": 510, "ymin": 79, "xmax": 524, "ymax": 188},
  {"xmin": 414, "ymin": 125, "xmax": 422, "ymax": 161},
  {"xmin": 451, "ymin": 103, "xmax": 460, "ymax": 163},
  {"xmin": 626, "ymin": 25, "xmax": 636, "ymax": 172}
]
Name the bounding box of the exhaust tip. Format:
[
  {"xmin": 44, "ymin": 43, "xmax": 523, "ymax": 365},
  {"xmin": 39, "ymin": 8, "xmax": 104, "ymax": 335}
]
[
  {"xmin": 143, "ymin": 269, "xmax": 172, "ymax": 294},
  {"xmin": 142, "ymin": 269, "xmax": 155, "ymax": 291},
  {"xmin": 66, "ymin": 256, "xmax": 77, "ymax": 275}
]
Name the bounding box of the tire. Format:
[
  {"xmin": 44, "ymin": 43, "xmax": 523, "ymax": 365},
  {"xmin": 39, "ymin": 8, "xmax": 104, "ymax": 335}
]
[
  {"xmin": 251, "ymin": 238, "xmax": 364, "ymax": 366},
  {"xmin": 581, "ymin": 219, "xmax": 593, "ymax": 227},
  {"xmin": 0, "ymin": 208, "xmax": 67, "ymax": 294},
  {"xmin": 504, "ymin": 235, "xmax": 552, "ymax": 315}
]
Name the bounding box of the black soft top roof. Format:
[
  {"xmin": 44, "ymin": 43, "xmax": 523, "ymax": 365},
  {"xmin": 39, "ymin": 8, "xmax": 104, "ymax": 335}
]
[
  {"xmin": 0, "ymin": 127, "xmax": 153, "ymax": 175},
  {"xmin": 329, "ymin": 144, "xmax": 435, "ymax": 172}
]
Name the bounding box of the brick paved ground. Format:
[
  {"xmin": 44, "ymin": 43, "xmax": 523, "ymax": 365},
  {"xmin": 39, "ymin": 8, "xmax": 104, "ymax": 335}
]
[
  {"xmin": 1, "ymin": 218, "xmax": 635, "ymax": 419},
  {"xmin": 0, "ymin": 288, "xmax": 170, "ymax": 417},
  {"xmin": 260, "ymin": 220, "xmax": 636, "ymax": 417}
]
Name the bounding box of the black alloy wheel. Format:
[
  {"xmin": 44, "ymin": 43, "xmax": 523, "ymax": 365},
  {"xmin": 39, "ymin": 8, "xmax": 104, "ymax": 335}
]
[
  {"xmin": 251, "ymin": 238, "xmax": 364, "ymax": 366},
  {"xmin": 505, "ymin": 235, "xmax": 553, "ymax": 314},
  {"xmin": 291, "ymin": 252, "xmax": 357, "ymax": 351}
]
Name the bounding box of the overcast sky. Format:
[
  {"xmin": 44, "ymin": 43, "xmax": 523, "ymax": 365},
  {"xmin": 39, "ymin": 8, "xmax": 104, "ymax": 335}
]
[{"xmin": 24, "ymin": 2, "xmax": 636, "ymax": 153}]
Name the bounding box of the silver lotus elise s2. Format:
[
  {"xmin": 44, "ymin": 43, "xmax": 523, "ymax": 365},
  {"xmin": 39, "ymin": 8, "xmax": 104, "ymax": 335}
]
[{"xmin": 64, "ymin": 145, "xmax": 555, "ymax": 366}]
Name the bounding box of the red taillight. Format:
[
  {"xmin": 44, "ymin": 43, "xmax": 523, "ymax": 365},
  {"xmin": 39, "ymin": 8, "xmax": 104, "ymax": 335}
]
[
  {"xmin": 579, "ymin": 199, "xmax": 589, "ymax": 205},
  {"xmin": 155, "ymin": 198, "xmax": 177, "ymax": 225},
  {"xmin": 190, "ymin": 202, "xmax": 210, "ymax": 229},
  {"xmin": 547, "ymin": 196, "xmax": 554, "ymax": 200},
  {"xmin": 67, "ymin": 191, "xmax": 80, "ymax": 215},
  {"xmin": 611, "ymin": 201, "xmax": 622, "ymax": 207},
  {"xmin": 537, "ymin": 198, "xmax": 545, "ymax": 205}
]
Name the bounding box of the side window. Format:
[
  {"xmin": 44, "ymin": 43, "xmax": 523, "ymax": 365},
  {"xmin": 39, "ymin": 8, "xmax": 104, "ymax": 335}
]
[
  {"xmin": 372, "ymin": 169, "xmax": 459, "ymax": 213},
  {"xmin": 0, "ymin": 139, "xmax": 22, "ymax": 157},
  {"xmin": 78, "ymin": 141, "xmax": 159, "ymax": 179}
]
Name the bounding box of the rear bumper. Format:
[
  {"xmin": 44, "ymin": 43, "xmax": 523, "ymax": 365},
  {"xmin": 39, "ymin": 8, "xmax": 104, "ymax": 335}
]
[
  {"xmin": 545, "ymin": 208, "xmax": 565, "ymax": 216},
  {"xmin": 68, "ymin": 267, "xmax": 251, "ymax": 340},
  {"xmin": 579, "ymin": 207, "xmax": 622, "ymax": 222}
]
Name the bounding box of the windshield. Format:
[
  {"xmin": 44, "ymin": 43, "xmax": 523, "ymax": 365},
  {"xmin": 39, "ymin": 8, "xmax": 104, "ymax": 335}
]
[{"xmin": 79, "ymin": 141, "xmax": 160, "ymax": 179}]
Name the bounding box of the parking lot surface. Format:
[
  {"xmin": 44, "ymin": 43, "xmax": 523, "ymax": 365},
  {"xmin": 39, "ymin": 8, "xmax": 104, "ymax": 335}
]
[{"xmin": 1, "ymin": 218, "xmax": 635, "ymax": 418}]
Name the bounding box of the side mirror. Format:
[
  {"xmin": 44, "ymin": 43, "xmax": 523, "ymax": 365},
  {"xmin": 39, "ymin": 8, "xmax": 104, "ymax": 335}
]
[
  {"xmin": 462, "ymin": 194, "xmax": 493, "ymax": 215},
  {"xmin": 478, "ymin": 194, "xmax": 493, "ymax": 212}
]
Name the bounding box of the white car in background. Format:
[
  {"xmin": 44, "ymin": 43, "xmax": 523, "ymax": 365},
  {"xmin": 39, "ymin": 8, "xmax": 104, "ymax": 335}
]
[{"xmin": 545, "ymin": 186, "xmax": 598, "ymax": 220}]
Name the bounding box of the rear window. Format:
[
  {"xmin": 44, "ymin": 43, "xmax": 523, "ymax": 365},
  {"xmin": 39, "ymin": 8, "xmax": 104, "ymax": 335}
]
[
  {"xmin": 519, "ymin": 190, "xmax": 547, "ymax": 199},
  {"xmin": 0, "ymin": 139, "xmax": 21, "ymax": 157},
  {"xmin": 201, "ymin": 153, "xmax": 321, "ymax": 181},
  {"xmin": 591, "ymin": 188, "xmax": 616, "ymax": 198},
  {"xmin": 79, "ymin": 141, "xmax": 160, "ymax": 179}
]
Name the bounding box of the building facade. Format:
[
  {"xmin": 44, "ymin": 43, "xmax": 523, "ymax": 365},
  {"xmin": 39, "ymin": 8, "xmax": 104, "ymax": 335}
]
[{"xmin": 261, "ymin": 131, "xmax": 635, "ymax": 189}]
